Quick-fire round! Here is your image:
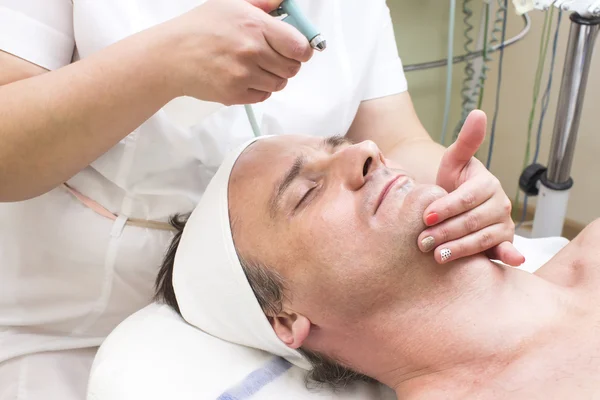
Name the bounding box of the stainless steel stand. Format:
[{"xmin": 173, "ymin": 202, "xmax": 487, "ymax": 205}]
[{"xmin": 532, "ymin": 13, "xmax": 600, "ymax": 237}]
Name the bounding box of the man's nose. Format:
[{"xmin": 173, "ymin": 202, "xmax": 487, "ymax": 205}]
[{"xmin": 332, "ymin": 140, "xmax": 383, "ymax": 190}]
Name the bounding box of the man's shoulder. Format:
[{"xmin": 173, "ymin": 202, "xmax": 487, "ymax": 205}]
[
  {"xmin": 569, "ymin": 218, "xmax": 600, "ymax": 257},
  {"xmin": 534, "ymin": 219, "xmax": 600, "ymax": 287}
]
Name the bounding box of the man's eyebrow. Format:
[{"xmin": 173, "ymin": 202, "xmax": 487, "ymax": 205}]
[
  {"xmin": 322, "ymin": 135, "xmax": 352, "ymax": 149},
  {"xmin": 269, "ymin": 155, "xmax": 306, "ymax": 218}
]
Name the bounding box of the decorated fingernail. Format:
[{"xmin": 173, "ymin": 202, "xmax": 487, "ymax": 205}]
[
  {"xmin": 421, "ymin": 236, "xmax": 435, "ymax": 252},
  {"xmin": 440, "ymin": 248, "xmax": 452, "ymax": 262},
  {"xmin": 425, "ymin": 213, "xmax": 439, "ymax": 226}
]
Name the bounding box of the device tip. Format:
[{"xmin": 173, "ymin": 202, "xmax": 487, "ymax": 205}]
[{"xmin": 310, "ymin": 35, "xmax": 327, "ymax": 51}]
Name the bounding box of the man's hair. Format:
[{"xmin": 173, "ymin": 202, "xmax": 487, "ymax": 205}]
[{"xmin": 154, "ymin": 213, "xmax": 375, "ymax": 390}]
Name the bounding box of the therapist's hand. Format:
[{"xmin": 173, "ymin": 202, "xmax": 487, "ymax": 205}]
[
  {"xmin": 159, "ymin": 0, "xmax": 313, "ymax": 105},
  {"xmin": 417, "ymin": 110, "xmax": 525, "ymax": 266}
]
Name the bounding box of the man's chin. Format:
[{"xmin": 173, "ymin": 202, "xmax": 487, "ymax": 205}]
[
  {"xmin": 401, "ymin": 184, "xmax": 448, "ymax": 225},
  {"xmin": 375, "ymin": 183, "xmax": 448, "ymax": 258},
  {"xmin": 375, "ymin": 183, "xmax": 447, "ymax": 231}
]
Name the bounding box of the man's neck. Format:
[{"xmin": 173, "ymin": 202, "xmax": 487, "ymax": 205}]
[{"xmin": 341, "ymin": 255, "xmax": 570, "ymax": 398}]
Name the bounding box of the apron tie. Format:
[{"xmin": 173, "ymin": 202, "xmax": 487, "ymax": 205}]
[{"xmin": 62, "ymin": 183, "xmax": 177, "ymax": 232}]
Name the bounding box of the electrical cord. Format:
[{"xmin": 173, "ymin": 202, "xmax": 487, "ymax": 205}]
[
  {"xmin": 453, "ymin": 1, "xmax": 498, "ymax": 143},
  {"xmin": 475, "ymin": 2, "xmax": 491, "ymax": 110},
  {"xmin": 524, "ymin": 9, "xmax": 554, "ymax": 171},
  {"xmin": 441, "ymin": 0, "xmax": 457, "ymax": 145},
  {"xmin": 534, "ymin": 10, "xmax": 562, "ymax": 165},
  {"xmin": 513, "ymin": 8, "xmax": 554, "ymax": 223},
  {"xmin": 486, "ymin": 0, "xmax": 508, "ymax": 170},
  {"xmin": 516, "ymin": 9, "xmax": 563, "ymax": 229},
  {"xmin": 454, "ymin": 0, "xmax": 476, "ymax": 145},
  {"xmin": 404, "ymin": 14, "xmax": 531, "ymax": 72}
]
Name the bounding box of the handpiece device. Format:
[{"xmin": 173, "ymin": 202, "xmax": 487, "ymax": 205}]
[
  {"xmin": 271, "ymin": 0, "xmax": 327, "ymax": 51},
  {"xmin": 246, "ymin": 0, "xmax": 327, "ymax": 138}
]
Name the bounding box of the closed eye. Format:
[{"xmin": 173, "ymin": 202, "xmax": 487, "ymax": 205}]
[{"xmin": 295, "ymin": 186, "xmax": 316, "ymax": 210}]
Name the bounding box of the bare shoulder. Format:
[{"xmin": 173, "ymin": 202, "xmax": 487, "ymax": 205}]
[
  {"xmin": 569, "ymin": 218, "xmax": 600, "ymax": 250},
  {"xmin": 535, "ymin": 218, "xmax": 600, "ymax": 287}
]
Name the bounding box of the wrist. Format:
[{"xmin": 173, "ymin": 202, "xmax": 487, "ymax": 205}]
[{"xmin": 121, "ymin": 24, "xmax": 183, "ymax": 103}]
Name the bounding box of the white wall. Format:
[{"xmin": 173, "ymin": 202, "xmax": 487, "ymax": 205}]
[{"xmin": 387, "ymin": 0, "xmax": 600, "ymax": 226}]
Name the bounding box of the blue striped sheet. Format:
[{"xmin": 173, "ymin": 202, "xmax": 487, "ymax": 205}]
[{"xmin": 217, "ymin": 357, "xmax": 293, "ymax": 400}]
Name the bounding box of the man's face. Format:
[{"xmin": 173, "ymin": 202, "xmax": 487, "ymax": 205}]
[{"xmin": 229, "ymin": 135, "xmax": 445, "ymax": 328}]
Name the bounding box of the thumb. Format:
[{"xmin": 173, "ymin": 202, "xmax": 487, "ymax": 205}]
[
  {"xmin": 245, "ymin": 0, "xmax": 282, "ymax": 12},
  {"xmin": 436, "ymin": 109, "xmax": 487, "ymax": 191}
]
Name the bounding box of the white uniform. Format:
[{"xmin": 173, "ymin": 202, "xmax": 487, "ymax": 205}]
[{"xmin": 0, "ymin": 0, "xmax": 407, "ymax": 398}]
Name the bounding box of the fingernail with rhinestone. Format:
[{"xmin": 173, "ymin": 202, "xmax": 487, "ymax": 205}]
[
  {"xmin": 421, "ymin": 236, "xmax": 435, "ymax": 252},
  {"xmin": 440, "ymin": 248, "xmax": 452, "ymax": 262}
]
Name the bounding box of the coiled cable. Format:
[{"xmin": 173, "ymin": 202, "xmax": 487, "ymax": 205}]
[{"xmin": 485, "ymin": 0, "xmax": 508, "ymax": 170}]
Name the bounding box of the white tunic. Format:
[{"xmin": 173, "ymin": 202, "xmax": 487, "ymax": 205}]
[{"xmin": 0, "ymin": 0, "xmax": 407, "ymax": 368}]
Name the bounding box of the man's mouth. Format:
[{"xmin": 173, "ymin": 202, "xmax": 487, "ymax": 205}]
[{"xmin": 374, "ymin": 174, "xmax": 408, "ymax": 214}]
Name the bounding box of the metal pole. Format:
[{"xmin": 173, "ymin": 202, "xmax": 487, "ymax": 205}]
[
  {"xmin": 532, "ymin": 13, "xmax": 600, "ymax": 238},
  {"xmin": 546, "ymin": 13, "xmax": 600, "ymax": 183}
]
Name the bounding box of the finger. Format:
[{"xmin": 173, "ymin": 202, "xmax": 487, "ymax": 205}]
[
  {"xmin": 418, "ymin": 198, "xmax": 504, "ymax": 252},
  {"xmin": 264, "ymin": 18, "xmax": 314, "ymax": 62},
  {"xmin": 245, "ymin": 0, "xmax": 282, "ymax": 13},
  {"xmin": 432, "ymin": 223, "xmax": 513, "ymax": 264},
  {"xmin": 485, "ymin": 242, "xmax": 525, "ymax": 267},
  {"xmin": 436, "ymin": 110, "xmax": 487, "ymax": 192},
  {"xmin": 423, "ymin": 175, "xmax": 496, "ymax": 226},
  {"xmin": 248, "ymin": 67, "xmax": 288, "ymax": 93},
  {"xmin": 241, "ymin": 88, "xmax": 272, "ymax": 104},
  {"xmin": 258, "ymin": 49, "xmax": 302, "ymax": 79}
]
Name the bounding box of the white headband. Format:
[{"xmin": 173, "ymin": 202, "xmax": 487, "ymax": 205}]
[{"xmin": 172, "ymin": 136, "xmax": 311, "ymax": 370}]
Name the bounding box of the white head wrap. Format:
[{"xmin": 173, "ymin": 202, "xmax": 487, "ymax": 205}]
[{"xmin": 172, "ymin": 137, "xmax": 311, "ymax": 370}]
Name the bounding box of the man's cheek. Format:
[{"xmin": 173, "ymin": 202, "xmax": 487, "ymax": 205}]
[{"xmin": 319, "ymin": 201, "xmax": 356, "ymax": 229}]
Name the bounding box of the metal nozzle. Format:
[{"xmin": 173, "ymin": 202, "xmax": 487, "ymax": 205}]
[
  {"xmin": 310, "ymin": 34, "xmax": 326, "ymax": 51},
  {"xmin": 269, "ymin": 7, "xmax": 285, "ymax": 17}
]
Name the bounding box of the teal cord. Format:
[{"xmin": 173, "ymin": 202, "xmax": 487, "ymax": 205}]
[
  {"xmin": 244, "ymin": 104, "xmax": 261, "ymax": 137},
  {"xmin": 441, "ymin": 0, "xmax": 456, "ymax": 145}
]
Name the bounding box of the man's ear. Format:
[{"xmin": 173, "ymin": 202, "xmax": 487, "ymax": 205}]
[{"xmin": 268, "ymin": 311, "xmax": 311, "ymax": 349}]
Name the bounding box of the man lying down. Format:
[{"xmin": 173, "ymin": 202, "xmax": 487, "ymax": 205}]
[{"xmin": 156, "ymin": 133, "xmax": 600, "ymax": 399}]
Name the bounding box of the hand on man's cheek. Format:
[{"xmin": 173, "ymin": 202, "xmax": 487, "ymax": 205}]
[{"xmin": 416, "ymin": 110, "xmax": 524, "ymax": 266}]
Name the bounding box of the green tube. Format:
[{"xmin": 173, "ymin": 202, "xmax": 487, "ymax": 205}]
[{"xmin": 244, "ymin": 104, "xmax": 261, "ymax": 137}]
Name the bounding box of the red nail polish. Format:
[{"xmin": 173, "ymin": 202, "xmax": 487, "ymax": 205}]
[{"xmin": 425, "ymin": 213, "xmax": 439, "ymax": 225}]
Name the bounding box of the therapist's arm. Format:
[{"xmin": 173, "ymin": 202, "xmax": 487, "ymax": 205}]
[
  {"xmin": 0, "ymin": 0, "xmax": 310, "ymax": 202},
  {"xmin": 0, "ymin": 43, "xmax": 175, "ymax": 202},
  {"xmin": 346, "ymin": 91, "xmax": 444, "ymax": 184}
]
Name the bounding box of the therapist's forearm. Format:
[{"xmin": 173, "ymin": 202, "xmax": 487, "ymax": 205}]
[
  {"xmin": 0, "ymin": 29, "xmax": 175, "ymax": 202},
  {"xmin": 384, "ymin": 136, "xmax": 445, "ymax": 184},
  {"xmin": 346, "ymin": 92, "xmax": 445, "ymax": 184}
]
